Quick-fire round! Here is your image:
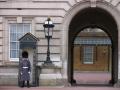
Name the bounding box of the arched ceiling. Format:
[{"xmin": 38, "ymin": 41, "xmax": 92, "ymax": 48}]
[{"xmin": 69, "ymin": 7, "xmax": 118, "ymax": 43}]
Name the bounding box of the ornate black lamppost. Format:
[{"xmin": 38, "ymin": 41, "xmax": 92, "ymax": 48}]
[{"xmin": 43, "ymin": 17, "xmax": 54, "ymax": 65}]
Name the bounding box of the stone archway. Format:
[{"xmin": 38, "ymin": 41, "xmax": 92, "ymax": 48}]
[
  {"xmin": 62, "ymin": 1, "xmax": 120, "ymax": 86},
  {"xmin": 69, "ymin": 7, "xmax": 118, "ymax": 86}
]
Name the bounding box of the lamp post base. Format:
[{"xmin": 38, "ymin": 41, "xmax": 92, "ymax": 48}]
[{"xmin": 43, "ymin": 60, "xmax": 54, "ymax": 67}]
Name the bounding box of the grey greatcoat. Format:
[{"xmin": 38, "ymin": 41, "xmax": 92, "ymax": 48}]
[{"xmin": 20, "ymin": 58, "xmax": 31, "ymax": 81}]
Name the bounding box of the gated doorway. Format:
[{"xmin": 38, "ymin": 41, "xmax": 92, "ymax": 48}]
[{"xmin": 68, "ymin": 7, "xmax": 118, "ymax": 86}]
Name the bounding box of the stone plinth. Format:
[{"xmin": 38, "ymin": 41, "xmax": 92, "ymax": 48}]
[
  {"xmin": 38, "ymin": 64, "xmax": 63, "ymax": 86},
  {"xmin": 114, "ymin": 80, "xmax": 120, "ymax": 87}
]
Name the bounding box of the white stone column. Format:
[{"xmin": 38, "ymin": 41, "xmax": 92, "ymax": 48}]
[
  {"xmin": 117, "ymin": 20, "xmax": 120, "ymax": 87},
  {"xmin": 61, "ymin": 24, "xmax": 68, "ymax": 86}
]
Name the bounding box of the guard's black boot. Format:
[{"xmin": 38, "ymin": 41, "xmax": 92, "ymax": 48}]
[
  {"xmin": 21, "ymin": 81, "xmax": 24, "ymax": 88},
  {"xmin": 27, "ymin": 81, "xmax": 30, "ymax": 88}
]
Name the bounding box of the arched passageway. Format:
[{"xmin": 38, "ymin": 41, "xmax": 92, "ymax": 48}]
[
  {"xmin": 73, "ymin": 27, "xmax": 112, "ymax": 85},
  {"xmin": 68, "ymin": 7, "xmax": 118, "ymax": 86}
]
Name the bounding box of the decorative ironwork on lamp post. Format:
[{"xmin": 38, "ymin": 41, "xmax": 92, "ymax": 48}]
[{"xmin": 43, "ymin": 17, "xmax": 54, "ymax": 65}]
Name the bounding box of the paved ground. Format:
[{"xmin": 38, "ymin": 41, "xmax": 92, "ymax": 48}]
[
  {"xmin": 74, "ymin": 72, "xmax": 111, "ymax": 84},
  {"xmin": 0, "ymin": 86, "xmax": 120, "ymax": 90},
  {"xmin": 0, "ymin": 72, "xmax": 119, "ymax": 90}
]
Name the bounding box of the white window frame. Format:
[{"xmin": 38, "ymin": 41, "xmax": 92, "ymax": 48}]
[
  {"xmin": 9, "ymin": 23, "xmax": 31, "ymax": 61},
  {"xmin": 83, "ymin": 46, "xmax": 94, "ymax": 64}
]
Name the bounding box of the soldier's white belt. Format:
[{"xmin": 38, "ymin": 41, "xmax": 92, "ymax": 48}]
[{"xmin": 22, "ymin": 67, "xmax": 28, "ymax": 69}]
